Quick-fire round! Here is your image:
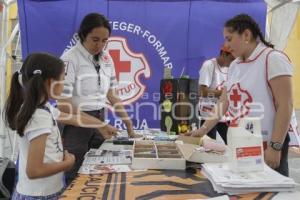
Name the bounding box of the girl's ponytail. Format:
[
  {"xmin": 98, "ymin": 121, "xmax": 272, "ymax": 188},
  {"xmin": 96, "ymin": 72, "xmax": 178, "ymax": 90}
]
[
  {"xmin": 4, "ymin": 53, "xmax": 64, "ymax": 137},
  {"xmin": 4, "ymin": 71, "xmax": 24, "ymax": 131},
  {"xmin": 257, "ymin": 29, "xmax": 274, "ymax": 48},
  {"xmin": 225, "ymin": 14, "xmax": 274, "ymax": 48},
  {"xmin": 17, "ymin": 73, "xmax": 48, "ymax": 136}
]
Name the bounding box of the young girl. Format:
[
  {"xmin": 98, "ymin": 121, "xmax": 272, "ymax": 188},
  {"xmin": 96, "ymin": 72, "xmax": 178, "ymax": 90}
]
[{"xmin": 5, "ymin": 53, "xmax": 75, "ymax": 199}]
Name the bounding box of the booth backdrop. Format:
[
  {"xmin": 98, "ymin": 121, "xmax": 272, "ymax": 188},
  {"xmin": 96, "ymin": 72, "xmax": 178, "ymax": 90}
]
[{"xmin": 17, "ymin": 0, "xmax": 267, "ymax": 129}]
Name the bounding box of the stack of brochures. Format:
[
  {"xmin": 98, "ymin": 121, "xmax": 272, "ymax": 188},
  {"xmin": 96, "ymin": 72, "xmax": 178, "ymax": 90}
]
[
  {"xmin": 202, "ymin": 163, "xmax": 297, "ymax": 195},
  {"xmin": 79, "ymin": 149, "xmax": 134, "ymax": 174},
  {"xmin": 82, "ymin": 149, "xmax": 132, "ymax": 165}
]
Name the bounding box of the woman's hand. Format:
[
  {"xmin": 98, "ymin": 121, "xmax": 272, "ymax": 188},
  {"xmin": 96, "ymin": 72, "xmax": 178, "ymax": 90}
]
[
  {"xmin": 264, "ymin": 147, "xmax": 281, "ymax": 169},
  {"xmin": 185, "ymin": 126, "xmax": 208, "ymax": 137},
  {"xmin": 98, "ymin": 124, "xmax": 118, "ymax": 139},
  {"xmin": 125, "ymin": 121, "xmax": 139, "ymax": 138}
]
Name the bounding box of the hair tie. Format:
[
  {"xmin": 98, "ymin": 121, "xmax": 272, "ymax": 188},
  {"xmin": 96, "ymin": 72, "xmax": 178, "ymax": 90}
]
[
  {"xmin": 33, "ymin": 69, "xmax": 42, "ymax": 75},
  {"xmin": 17, "ymin": 70, "xmax": 23, "ymax": 87}
]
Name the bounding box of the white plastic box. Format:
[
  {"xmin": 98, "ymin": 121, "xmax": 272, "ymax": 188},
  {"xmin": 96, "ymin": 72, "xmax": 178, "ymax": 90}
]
[{"xmin": 227, "ymin": 118, "xmax": 264, "ymax": 173}]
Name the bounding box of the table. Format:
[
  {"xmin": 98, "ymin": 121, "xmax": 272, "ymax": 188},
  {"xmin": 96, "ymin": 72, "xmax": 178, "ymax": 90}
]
[
  {"xmin": 59, "ymin": 141, "xmax": 277, "ymax": 200},
  {"xmin": 59, "ymin": 169, "xmax": 277, "ymax": 200}
]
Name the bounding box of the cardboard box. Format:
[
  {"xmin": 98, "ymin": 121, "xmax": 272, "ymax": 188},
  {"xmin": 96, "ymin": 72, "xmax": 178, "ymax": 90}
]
[
  {"xmin": 177, "ymin": 135, "xmax": 201, "ymax": 145},
  {"xmin": 176, "ymin": 135, "xmax": 227, "ymax": 163},
  {"xmin": 176, "ymin": 143, "xmax": 227, "ymax": 163},
  {"xmin": 132, "ymin": 140, "xmax": 227, "ymax": 170}
]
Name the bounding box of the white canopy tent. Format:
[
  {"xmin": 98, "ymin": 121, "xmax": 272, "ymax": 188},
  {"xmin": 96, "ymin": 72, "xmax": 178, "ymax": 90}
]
[
  {"xmin": 0, "ymin": 0, "xmax": 300, "ymax": 159},
  {"xmin": 0, "ymin": 0, "xmax": 18, "ymax": 159},
  {"xmin": 265, "ymin": 0, "xmax": 300, "ymax": 50}
]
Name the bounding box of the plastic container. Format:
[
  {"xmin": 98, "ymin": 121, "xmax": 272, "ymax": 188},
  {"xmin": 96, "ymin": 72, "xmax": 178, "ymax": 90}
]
[{"xmin": 227, "ymin": 118, "xmax": 264, "ymax": 173}]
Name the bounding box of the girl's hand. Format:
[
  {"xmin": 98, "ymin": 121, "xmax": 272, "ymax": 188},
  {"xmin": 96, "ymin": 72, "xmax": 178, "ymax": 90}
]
[{"xmin": 64, "ymin": 150, "xmax": 75, "ymax": 170}]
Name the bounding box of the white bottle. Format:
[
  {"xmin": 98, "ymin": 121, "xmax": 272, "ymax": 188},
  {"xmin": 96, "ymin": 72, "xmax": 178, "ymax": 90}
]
[{"xmin": 227, "ymin": 118, "xmax": 264, "ymax": 173}]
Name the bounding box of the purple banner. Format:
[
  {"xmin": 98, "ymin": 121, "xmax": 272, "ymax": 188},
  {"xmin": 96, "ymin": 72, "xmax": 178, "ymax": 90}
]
[{"xmin": 18, "ymin": 0, "xmax": 267, "ymax": 129}]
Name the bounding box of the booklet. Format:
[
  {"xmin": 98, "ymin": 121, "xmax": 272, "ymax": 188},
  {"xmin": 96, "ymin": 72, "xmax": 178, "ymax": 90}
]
[
  {"xmin": 79, "ymin": 164, "xmax": 134, "ymax": 174},
  {"xmin": 83, "ymin": 149, "xmax": 132, "ymax": 165}
]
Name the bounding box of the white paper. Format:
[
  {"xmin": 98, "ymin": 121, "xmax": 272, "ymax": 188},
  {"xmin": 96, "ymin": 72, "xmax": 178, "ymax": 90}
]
[
  {"xmin": 83, "ymin": 149, "xmax": 132, "ymax": 165},
  {"xmin": 79, "ymin": 164, "xmax": 134, "ymax": 174},
  {"xmin": 202, "ymin": 163, "xmax": 297, "ymax": 195}
]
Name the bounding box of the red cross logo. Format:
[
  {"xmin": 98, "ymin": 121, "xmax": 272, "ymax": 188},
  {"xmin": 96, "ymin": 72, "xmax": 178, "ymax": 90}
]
[
  {"xmin": 105, "ymin": 37, "xmax": 151, "ymax": 105},
  {"xmin": 230, "ymin": 89, "xmax": 241, "ymax": 107},
  {"xmin": 227, "ymin": 83, "xmax": 253, "ymax": 123},
  {"xmin": 109, "ymin": 49, "xmax": 131, "ymax": 81}
]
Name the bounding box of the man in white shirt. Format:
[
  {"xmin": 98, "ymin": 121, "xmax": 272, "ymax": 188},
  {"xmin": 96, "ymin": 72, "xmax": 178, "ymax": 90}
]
[{"xmin": 198, "ymin": 45, "xmax": 234, "ymax": 143}]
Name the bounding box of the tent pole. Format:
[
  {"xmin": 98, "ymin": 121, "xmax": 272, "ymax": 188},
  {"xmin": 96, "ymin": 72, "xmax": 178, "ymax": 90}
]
[{"xmin": 0, "ymin": 0, "xmax": 12, "ymax": 158}]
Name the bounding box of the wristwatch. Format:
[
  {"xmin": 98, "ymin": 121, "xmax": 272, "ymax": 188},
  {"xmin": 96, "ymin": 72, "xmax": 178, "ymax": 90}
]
[{"xmin": 269, "ymin": 141, "xmax": 283, "ymax": 151}]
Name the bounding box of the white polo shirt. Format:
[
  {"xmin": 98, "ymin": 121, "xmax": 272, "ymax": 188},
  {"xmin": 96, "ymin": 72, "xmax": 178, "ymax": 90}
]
[
  {"xmin": 17, "ymin": 103, "xmax": 64, "ymax": 196},
  {"xmin": 199, "ymin": 58, "xmax": 228, "ymax": 90},
  {"xmin": 61, "ymin": 42, "xmax": 118, "ymax": 111},
  {"xmin": 198, "ymin": 58, "xmax": 228, "ymax": 118}
]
